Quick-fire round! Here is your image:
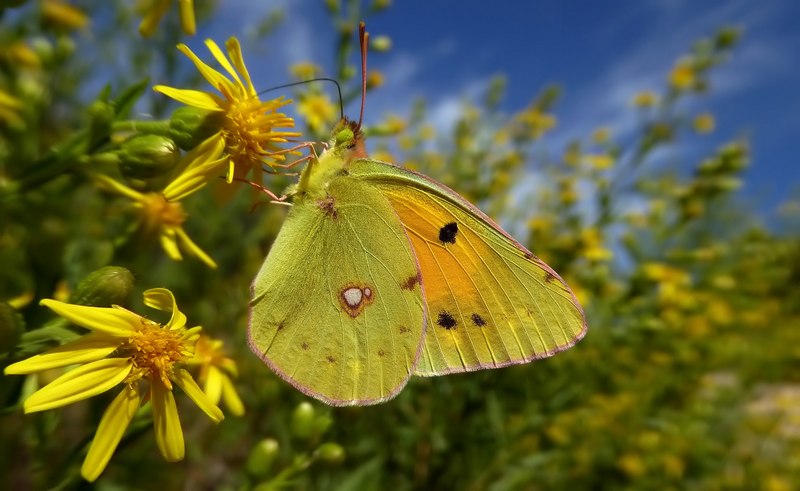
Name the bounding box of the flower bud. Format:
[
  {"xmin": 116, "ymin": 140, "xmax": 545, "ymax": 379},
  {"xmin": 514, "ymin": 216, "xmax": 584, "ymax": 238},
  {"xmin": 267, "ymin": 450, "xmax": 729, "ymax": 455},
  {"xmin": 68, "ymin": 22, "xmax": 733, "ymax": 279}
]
[
  {"xmin": 69, "ymin": 266, "xmax": 135, "ymax": 307},
  {"xmin": 291, "ymin": 402, "xmax": 316, "ymax": 439},
  {"xmin": 169, "ymin": 106, "xmax": 225, "ymax": 150},
  {"xmin": 245, "ymin": 438, "xmax": 280, "ymax": 477},
  {"xmin": 118, "ymin": 134, "xmax": 180, "ymax": 179},
  {"xmin": 315, "ymin": 442, "xmax": 345, "ymax": 465},
  {"xmin": 370, "ymin": 35, "xmax": 392, "ymax": 52},
  {"xmin": 88, "ymin": 100, "xmax": 114, "ymax": 148}
]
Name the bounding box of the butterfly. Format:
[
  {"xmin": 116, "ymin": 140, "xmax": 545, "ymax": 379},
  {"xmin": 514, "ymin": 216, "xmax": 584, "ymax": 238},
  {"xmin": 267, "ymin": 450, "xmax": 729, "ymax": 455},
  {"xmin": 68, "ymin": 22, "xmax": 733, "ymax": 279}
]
[{"xmin": 247, "ymin": 24, "xmax": 586, "ymax": 407}]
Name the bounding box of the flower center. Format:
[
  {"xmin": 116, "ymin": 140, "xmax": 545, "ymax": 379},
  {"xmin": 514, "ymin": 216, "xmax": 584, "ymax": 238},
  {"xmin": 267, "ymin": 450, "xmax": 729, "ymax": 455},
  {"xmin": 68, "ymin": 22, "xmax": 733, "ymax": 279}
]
[
  {"xmin": 124, "ymin": 319, "xmax": 188, "ymax": 389},
  {"xmin": 139, "ymin": 193, "xmax": 186, "ymax": 233},
  {"xmin": 222, "ymin": 95, "xmax": 297, "ymax": 172}
]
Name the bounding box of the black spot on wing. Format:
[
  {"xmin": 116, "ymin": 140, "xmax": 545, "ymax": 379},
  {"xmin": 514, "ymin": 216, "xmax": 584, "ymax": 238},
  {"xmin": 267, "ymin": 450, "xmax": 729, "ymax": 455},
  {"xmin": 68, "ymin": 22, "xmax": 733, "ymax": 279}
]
[
  {"xmin": 544, "ymin": 271, "xmax": 556, "ymax": 283},
  {"xmin": 438, "ymin": 222, "xmax": 458, "ymax": 244},
  {"xmin": 471, "ymin": 313, "xmax": 486, "ymax": 327},
  {"xmin": 301, "ymin": 342, "xmax": 310, "ymax": 350},
  {"xmin": 437, "ymin": 311, "xmax": 457, "ymax": 330}
]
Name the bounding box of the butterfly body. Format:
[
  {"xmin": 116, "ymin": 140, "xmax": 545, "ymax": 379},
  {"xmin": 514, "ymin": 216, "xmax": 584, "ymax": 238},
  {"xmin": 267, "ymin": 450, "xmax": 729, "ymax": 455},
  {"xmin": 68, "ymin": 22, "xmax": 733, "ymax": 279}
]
[{"xmin": 248, "ymin": 120, "xmax": 586, "ymax": 406}]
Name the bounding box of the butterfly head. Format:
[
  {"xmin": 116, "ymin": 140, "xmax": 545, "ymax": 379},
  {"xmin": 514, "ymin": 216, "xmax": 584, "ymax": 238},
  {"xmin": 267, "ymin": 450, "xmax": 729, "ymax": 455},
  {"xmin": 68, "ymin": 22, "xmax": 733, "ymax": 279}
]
[{"xmin": 328, "ymin": 118, "xmax": 368, "ymax": 161}]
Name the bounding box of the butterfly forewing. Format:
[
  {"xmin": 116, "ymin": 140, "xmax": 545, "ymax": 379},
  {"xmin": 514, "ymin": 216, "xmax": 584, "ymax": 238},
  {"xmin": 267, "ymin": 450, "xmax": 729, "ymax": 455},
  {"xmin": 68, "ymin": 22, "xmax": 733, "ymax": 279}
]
[
  {"xmin": 248, "ymin": 176, "xmax": 426, "ymax": 405},
  {"xmin": 349, "ymin": 159, "xmax": 587, "ymax": 376}
]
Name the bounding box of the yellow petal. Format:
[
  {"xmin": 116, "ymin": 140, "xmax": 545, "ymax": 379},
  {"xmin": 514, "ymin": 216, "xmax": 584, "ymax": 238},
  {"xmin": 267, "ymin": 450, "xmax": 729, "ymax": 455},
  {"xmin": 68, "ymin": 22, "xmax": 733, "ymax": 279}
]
[
  {"xmin": 138, "ymin": 0, "xmax": 170, "ymax": 37},
  {"xmin": 205, "ymin": 39, "xmax": 243, "ymax": 91},
  {"xmin": 151, "ymin": 381, "xmax": 185, "ymax": 462},
  {"xmin": 166, "ymin": 131, "xmax": 226, "ymax": 181},
  {"xmin": 81, "ymin": 384, "xmax": 140, "ymax": 482},
  {"xmin": 177, "ymin": 0, "xmax": 196, "ymax": 36},
  {"xmin": 204, "ymin": 365, "xmax": 223, "ymax": 404},
  {"xmin": 93, "ymin": 174, "xmax": 145, "ymax": 202},
  {"xmin": 226, "ymin": 157, "xmax": 235, "ymax": 183},
  {"xmin": 39, "ymin": 299, "xmax": 140, "ymax": 337},
  {"xmin": 163, "ymin": 156, "xmax": 227, "ymax": 202},
  {"xmin": 176, "ymin": 44, "xmax": 235, "ymax": 96},
  {"xmin": 225, "ymin": 37, "xmax": 256, "ymax": 97},
  {"xmin": 160, "ymin": 228, "xmax": 183, "ymax": 261},
  {"xmin": 220, "ymin": 374, "xmax": 245, "ymax": 416},
  {"xmin": 24, "ymin": 358, "xmax": 132, "ymax": 413},
  {"xmin": 175, "ymin": 227, "xmax": 217, "ymax": 269},
  {"xmin": 172, "ymin": 368, "xmax": 224, "ymax": 423},
  {"xmin": 152, "ymin": 85, "xmax": 224, "ymax": 112},
  {"xmin": 143, "ymin": 288, "xmax": 187, "ymax": 330},
  {"xmin": 4, "ymin": 333, "xmax": 121, "ymax": 375}
]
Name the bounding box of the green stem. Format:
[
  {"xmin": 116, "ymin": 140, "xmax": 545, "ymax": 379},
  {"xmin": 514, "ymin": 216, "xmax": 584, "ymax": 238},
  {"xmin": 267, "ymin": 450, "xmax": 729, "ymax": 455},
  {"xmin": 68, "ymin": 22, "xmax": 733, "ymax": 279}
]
[{"xmin": 111, "ymin": 120, "xmax": 171, "ymax": 135}]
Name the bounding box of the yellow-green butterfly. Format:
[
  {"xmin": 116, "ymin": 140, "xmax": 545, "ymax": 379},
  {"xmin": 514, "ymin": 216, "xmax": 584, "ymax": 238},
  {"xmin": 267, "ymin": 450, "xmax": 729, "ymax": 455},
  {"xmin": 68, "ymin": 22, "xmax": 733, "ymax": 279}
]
[{"xmin": 248, "ymin": 24, "xmax": 586, "ymax": 406}]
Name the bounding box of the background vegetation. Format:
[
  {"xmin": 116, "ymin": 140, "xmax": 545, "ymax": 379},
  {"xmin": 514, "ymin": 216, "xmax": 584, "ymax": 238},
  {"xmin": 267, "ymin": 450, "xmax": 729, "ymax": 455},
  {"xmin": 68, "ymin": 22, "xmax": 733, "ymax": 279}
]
[{"xmin": 1, "ymin": 1, "xmax": 798, "ymax": 489}]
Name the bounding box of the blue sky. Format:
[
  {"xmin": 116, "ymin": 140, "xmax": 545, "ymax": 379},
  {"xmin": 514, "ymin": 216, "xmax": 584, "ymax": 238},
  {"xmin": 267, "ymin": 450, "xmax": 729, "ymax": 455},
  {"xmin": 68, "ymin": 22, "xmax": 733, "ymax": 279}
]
[{"xmin": 197, "ymin": 0, "xmax": 799, "ymax": 218}]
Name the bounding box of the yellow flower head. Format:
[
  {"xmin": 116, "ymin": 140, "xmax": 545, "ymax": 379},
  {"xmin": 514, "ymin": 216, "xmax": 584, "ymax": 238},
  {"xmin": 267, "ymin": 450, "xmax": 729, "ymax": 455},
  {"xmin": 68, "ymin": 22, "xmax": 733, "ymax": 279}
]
[
  {"xmin": 669, "ymin": 60, "xmax": 696, "ymax": 90},
  {"xmin": 139, "ymin": 0, "xmax": 196, "ymax": 37},
  {"xmin": 187, "ymin": 335, "xmax": 244, "ymax": 416},
  {"xmin": 632, "ymin": 91, "xmax": 658, "ymax": 108},
  {"xmin": 95, "ymin": 135, "xmax": 226, "ymax": 268},
  {"xmin": 0, "ymin": 88, "xmax": 24, "ymax": 127},
  {"xmin": 297, "ymin": 92, "xmax": 338, "ymax": 133},
  {"xmin": 693, "ymin": 112, "xmax": 715, "ymax": 134},
  {"xmin": 154, "ymin": 37, "xmax": 300, "ymax": 184},
  {"xmin": 4, "ymin": 289, "xmax": 223, "ymax": 482}
]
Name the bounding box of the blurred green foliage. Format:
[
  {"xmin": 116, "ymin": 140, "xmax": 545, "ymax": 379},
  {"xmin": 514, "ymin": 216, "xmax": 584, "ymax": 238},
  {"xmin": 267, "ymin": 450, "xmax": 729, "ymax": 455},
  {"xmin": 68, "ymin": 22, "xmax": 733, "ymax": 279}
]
[{"xmin": 1, "ymin": 1, "xmax": 799, "ymax": 489}]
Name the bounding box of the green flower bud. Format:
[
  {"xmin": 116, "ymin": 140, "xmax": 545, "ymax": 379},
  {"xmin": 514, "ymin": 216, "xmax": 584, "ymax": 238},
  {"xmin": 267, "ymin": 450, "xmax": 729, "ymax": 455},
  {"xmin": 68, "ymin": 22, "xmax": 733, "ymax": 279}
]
[
  {"xmin": 0, "ymin": 302, "xmax": 25, "ymax": 353},
  {"xmin": 118, "ymin": 134, "xmax": 180, "ymax": 179},
  {"xmin": 291, "ymin": 402, "xmax": 316, "ymax": 438},
  {"xmin": 315, "ymin": 443, "xmax": 345, "ymax": 465},
  {"xmin": 245, "ymin": 438, "xmax": 280, "ymax": 477},
  {"xmin": 370, "ymin": 35, "xmax": 392, "ymax": 52},
  {"xmin": 169, "ymin": 106, "xmax": 225, "ymax": 150},
  {"xmin": 324, "ymin": 0, "xmax": 340, "ymax": 14},
  {"xmin": 69, "ymin": 266, "xmax": 135, "ymax": 307},
  {"xmin": 715, "ymin": 27, "xmax": 741, "ymax": 50},
  {"xmin": 88, "ymin": 100, "xmax": 115, "ymax": 149}
]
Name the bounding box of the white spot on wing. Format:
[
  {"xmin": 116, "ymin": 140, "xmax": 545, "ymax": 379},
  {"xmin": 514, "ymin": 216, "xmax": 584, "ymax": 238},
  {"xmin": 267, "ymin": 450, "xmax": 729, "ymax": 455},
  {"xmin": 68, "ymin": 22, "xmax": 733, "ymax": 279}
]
[
  {"xmin": 343, "ymin": 287, "xmax": 363, "ymax": 307},
  {"xmin": 363, "ymin": 287, "xmax": 372, "ymax": 298}
]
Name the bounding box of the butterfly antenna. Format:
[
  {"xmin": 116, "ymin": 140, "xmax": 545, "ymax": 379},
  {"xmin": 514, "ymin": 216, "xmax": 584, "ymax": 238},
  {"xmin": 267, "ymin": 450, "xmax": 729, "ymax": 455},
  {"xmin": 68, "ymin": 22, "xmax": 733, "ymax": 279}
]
[
  {"xmin": 356, "ymin": 21, "xmax": 369, "ymax": 132},
  {"xmin": 258, "ymin": 78, "xmax": 344, "ymax": 120}
]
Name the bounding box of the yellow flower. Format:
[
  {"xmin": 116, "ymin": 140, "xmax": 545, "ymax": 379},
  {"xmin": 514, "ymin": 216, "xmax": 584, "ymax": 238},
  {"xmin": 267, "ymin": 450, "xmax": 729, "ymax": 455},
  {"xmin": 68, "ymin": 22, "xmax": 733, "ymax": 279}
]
[
  {"xmin": 187, "ymin": 335, "xmax": 244, "ymax": 416},
  {"xmin": 0, "ymin": 88, "xmax": 23, "ymax": 127},
  {"xmin": 297, "ymin": 92, "xmax": 338, "ymax": 133},
  {"xmin": 581, "ymin": 227, "xmax": 613, "ymax": 261},
  {"xmin": 366, "ymin": 69, "xmax": 385, "ymax": 89},
  {"xmin": 515, "ymin": 108, "xmax": 557, "ymax": 139},
  {"xmin": 584, "ymin": 153, "xmax": 614, "ymax": 170},
  {"xmin": 139, "ymin": 0, "xmax": 196, "ymax": 37},
  {"xmin": 4, "ymin": 289, "xmax": 223, "ymax": 482},
  {"xmin": 592, "ymin": 127, "xmax": 611, "ymax": 144},
  {"xmin": 632, "ymin": 90, "xmax": 658, "ymax": 108},
  {"xmin": 94, "ymin": 135, "xmax": 225, "ymax": 268},
  {"xmin": 289, "ymin": 61, "xmax": 322, "ymax": 81},
  {"xmin": 669, "ymin": 60, "xmax": 696, "ymax": 90},
  {"xmin": 693, "ymin": 112, "xmax": 715, "ymax": 134},
  {"xmin": 154, "ymin": 37, "xmax": 300, "ymax": 184},
  {"xmin": 42, "ymin": 0, "xmax": 89, "ymax": 31}
]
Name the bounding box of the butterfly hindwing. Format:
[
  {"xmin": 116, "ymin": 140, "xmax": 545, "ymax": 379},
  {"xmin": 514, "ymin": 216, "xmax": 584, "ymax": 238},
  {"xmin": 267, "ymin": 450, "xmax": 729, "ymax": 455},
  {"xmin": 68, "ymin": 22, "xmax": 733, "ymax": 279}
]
[
  {"xmin": 349, "ymin": 159, "xmax": 587, "ymax": 376},
  {"xmin": 248, "ymin": 175, "xmax": 426, "ymax": 405}
]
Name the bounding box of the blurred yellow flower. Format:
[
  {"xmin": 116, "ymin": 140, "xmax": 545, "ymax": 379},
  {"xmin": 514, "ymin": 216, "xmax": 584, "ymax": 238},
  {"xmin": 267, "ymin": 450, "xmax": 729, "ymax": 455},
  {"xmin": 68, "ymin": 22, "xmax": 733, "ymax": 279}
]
[
  {"xmin": 187, "ymin": 335, "xmax": 244, "ymax": 416},
  {"xmin": 154, "ymin": 37, "xmax": 299, "ymax": 184},
  {"xmin": 617, "ymin": 453, "xmax": 646, "ymax": 478},
  {"xmin": 289, "ymin": 61, "xmax": 321, "ymax": 81},
  {"xmin": 367, "ymin": 69, "xmax": 385, "ymax": 89},
  {"xmin": 94, "ymin": 135, "xmax": 225, "ymax": 268},
  {"xmin": 0, "ymin": 89, "xmax": 23, "ymax": 127},
  {"xmin": 632, "ymin": 90, "xmax": 658, "ymax": 108},
  {"xmin": 515, "ymin": 108, "xmax": 556, "ymax": 139},
  {"xmin": 2, "ymin": 42, "xmax": 41, "ymax": 70},
  {"xmin": 42, "ymin": 0, "xmax": 89, "ymax": 31},
  {"xmin": 592, "ymin": 127, "xmax": 611, "ymax": 144},
  {"xmin": 670, "ymin": 60, "xmax": 696, "ymax": 90},
  {"xmin": 693, "ymin": 112, "xmax": 715, "ymax": 134},
  {"xmin": 297, "ymin": 92, "xmax": 337, "ymax": 133},
  {"xmin": 4, "ymin": 289, "xmax": 223, "ymax": 482},
  {"xmin": 139, "ymin": 0, "xmax": 196, "ymax": 37},
  {"xmin": 582, "ymin": 228, "xmax": 613, "ymax": 261},
  {"xmin": 584, "ymin": 153, "xmax": 614, "ymax": 170}
]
